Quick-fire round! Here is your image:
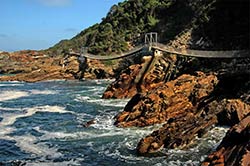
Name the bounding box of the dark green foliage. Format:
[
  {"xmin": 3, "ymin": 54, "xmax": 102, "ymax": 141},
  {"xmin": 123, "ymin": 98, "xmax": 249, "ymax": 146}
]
[
  {"xmin": 193, "ymin": 0, "xmax": 250, "ymax": 50},
  {"xmin": 46, "ymin": 0, "xmax": 249, "ymax": 56}
]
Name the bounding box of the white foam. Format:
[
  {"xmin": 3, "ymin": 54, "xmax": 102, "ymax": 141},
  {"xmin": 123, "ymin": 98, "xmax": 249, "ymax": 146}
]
[
  {"xmin": 29, "ymin": 90, "xmax": 57, "ymax": 95},
  {"xmin": 0, "ymin": 105, "xmax": 74, "ymax": 162},
  {"xmin": 34, "ymin": 121, "xmax": 154, "ymax": 142},
  {"xmin": 166, "ymin": 160, "xmax": 199, "ymax": 166},
  {"xmin": 34, "ymin": 127, "xmax": 81, "ymax": 140},
  {"xmin": 0, "ymin": 90, "xmax": 29, "ymax": 101},
  {"xmin": 37, "ymin": 128, "xmax": 125, "ymax": 140},
  {"xmin": 75, "ymin": 95, "xmax": 129, "ymax": 107},
  {"xmin": 46, "ymin": 131, "xmax": 93, "ymax": 140},
  {"xmin": 87, "ymin": 86, "xmax": 106, "ymax": 92},
  {"xmin": 0, "ymin": 89, "xmax": 58, "ymax": 102},
  {"xmin": 25, "ymin": 159, "xmax": 81, "ymax": 166},
  {"xmin": 0, "ymin": 106, "xmax": 23, "ymax": 111},
  {"xmin": 0, "ymin": 126, "xmax": 15, "ymax": 137},
  {"xmin": 0, "ymin": 128, "xmax": 64, "ymax": 161},
  {"xmin": 0, "ymin": 105, "xmax": 72, "ymax": 127},
  {"xmin": 75, "ymin": 96, "xmax": 90, "ymax": 101},
  {"xmin": 93, "ymin": 99, "xmax": 129, "ymax": 107},
  {"xmin": 0, "ymin": 83, "xmax": 23, "ymax": 87},
  {"xmin": 14, "ymin": 134, "xmax": 63, "ymax": 158}
]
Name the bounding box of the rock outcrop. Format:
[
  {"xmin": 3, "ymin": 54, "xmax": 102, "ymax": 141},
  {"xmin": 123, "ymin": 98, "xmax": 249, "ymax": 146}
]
[
  {"xmin": 114, "ymin": 72, "xmax": 218, "ymax": 127},
  {"xmin": 102, "ymin": 64, "xmax": 143, "ymax": 99},
  {"xmin": 136, "ymin": 98, "xmax": 250, "ymax": 156},
  {"xmin": 102, "ymin": 54, "xmax": 178, "ymax": 99},
  {"xmin": 112, "ymin": 70, "xmax": 250, "ymax": 156},
  {"xmin": 202, "ymin": 115, "xmax": 250, "ymax": 166}
]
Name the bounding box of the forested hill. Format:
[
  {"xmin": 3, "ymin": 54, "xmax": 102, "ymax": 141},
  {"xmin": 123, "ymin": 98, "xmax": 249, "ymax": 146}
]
[{"xmin": 46, "ymin": 0, "xmax": 249, "ymax": 56}]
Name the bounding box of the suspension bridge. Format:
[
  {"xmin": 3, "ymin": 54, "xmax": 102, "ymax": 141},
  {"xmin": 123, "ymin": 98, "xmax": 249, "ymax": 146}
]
[
  {"xmin": 69, "ymin": 32, "xmax": 249, "ymax": 60},
  {"xmin": 68, "ymin": 32, "xmax": 250, "ymax": 84}
]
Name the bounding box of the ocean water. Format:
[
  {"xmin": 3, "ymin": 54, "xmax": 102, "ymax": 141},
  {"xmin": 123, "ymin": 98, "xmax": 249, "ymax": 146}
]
[{"xmin": 0, "ymin": 80, "xmax": 228, "ymax": 166}]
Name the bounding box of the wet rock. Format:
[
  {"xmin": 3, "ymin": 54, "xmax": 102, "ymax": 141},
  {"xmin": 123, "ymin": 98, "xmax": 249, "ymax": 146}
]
[
  {"xmin": 135, "ymin": 97, "xmax": 250, "ymax": 155},
  {"xmin": 136, "ymin": 100, "xmax": 219, "ymax": 155},
  {"xmin": 83, "ymin": 119, "xmax": 95, "ymax": 127},
  {"xmin": 137, "ymin": 99, "xmax": 250, "ymax": 155},
  {"xmin": 136, "ymin": 99, "xmax": 250, "ymax": 156},
  {"xmin": 202, "ymin": 115, "xmax": 250, "ymax": 166},
  {"xmin": 217, "ymin": 99, "xmax": 250, "ymax": 126}
]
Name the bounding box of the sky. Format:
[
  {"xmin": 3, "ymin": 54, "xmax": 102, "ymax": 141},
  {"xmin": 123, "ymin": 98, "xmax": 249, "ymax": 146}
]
[{"xmin": 0, "ymin": 0, "xmax": 123, "ymax": 52}]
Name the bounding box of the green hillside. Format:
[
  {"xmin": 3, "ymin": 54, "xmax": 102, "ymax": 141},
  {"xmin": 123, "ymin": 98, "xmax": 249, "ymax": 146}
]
[{"xmin": 46, "ymin": 0, "xmax": 249, "ymax": 56}]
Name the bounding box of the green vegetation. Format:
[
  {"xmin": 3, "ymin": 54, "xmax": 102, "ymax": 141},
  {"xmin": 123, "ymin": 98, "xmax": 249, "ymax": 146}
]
[
  {"xmin": 46, "ymin": 0, "xmax": 249, "ymax": 56},
  {"xmin": 46, "ymin": 0, "xmax": 194, "ymax": 56}
]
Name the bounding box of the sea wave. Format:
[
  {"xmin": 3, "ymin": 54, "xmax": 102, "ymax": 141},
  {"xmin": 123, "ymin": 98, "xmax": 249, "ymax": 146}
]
[
  {"xmin": 0, "ymin": 89, "xmax": 58, "ymax": 102},
  {"xmin": 29, "ymin": 90, "xmax": 57, "ymax": 95},
  {"xmin": 0, "ymin": 106, "xmax": 23, "ymax": 111},
  {"xmin": 0, "ymin": 105, "xmax": 73, "ymax": 127},
  {"xmin": 0, "ymin": 105, "xmax": 75, "ymax": 163},
  {"xmin": 0, "ymin": 90, "xmax": 29, "ymax": 102},
  {"xmin": 0, "ymin": 83, "xmax": 24, "ymax": 87},
  {"xmin": 14, "ymin": 134, "xmax": 63, "ymax": 158},
  {"xmin": 75, "ymin": 95, "xmax": 129, "ymax": 108}
]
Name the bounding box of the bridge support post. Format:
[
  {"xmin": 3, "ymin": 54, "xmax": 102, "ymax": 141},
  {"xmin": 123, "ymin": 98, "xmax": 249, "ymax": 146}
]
[
  {"xmin": 144, "ymin": 32, "xmax": 158, "ymax": 46},
  {"xmin": 78, "ymin": 56, "xmax": 88, "ymax": 80},
  {"xmin": 134, "ymin": 56, "xmax": 152, "ymax": 85},
  {"xmin": 135, "ymin": 49, "xmax": 163, "ymax": 93}
]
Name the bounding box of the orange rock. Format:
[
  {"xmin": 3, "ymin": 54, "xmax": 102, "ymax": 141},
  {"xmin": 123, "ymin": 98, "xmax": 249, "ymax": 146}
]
[
  {"xmin": 114, "ymin": 72, "xmax": 218, "ymax": 128},
  {"xmin": 202, "ymin": 115, "xmax": 250, "ymax": 166}
]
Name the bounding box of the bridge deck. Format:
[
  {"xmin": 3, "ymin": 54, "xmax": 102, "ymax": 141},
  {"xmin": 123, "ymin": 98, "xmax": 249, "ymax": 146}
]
[
  {"xmin": 70, "ymin": 45, "xmax": 144, "ymax": 60},
  {"xmin": 70, "ymin": 42, "xmax": 249, "ymax": 60}
]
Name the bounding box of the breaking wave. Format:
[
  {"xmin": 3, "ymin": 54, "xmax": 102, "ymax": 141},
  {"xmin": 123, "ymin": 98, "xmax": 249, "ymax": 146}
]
[{"xmin": 0, "ymin": 90, "xmax": 29, "ymax": 102}]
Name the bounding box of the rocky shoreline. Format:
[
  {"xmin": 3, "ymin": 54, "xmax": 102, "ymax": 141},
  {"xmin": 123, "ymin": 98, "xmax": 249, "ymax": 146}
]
[
  {"xmin": 0, "ymin": 50, "xmax": 114, "ymax": 82},
  {"xmin": 1, "ymin": 50, "xmax": 249, "ymax": 165}
]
